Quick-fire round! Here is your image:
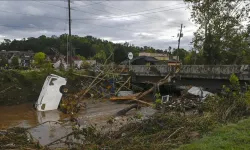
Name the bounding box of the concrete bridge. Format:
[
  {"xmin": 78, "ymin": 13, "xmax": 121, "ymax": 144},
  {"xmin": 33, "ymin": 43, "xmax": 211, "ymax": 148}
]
[{"xmin": 118, "ymin": 65, "xmax": 250, "ymax": 92}]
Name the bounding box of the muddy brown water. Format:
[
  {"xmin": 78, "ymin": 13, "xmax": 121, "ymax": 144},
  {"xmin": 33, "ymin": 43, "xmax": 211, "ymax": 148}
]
[{"xmin": 0, "ymin": 100, "xmax": 156, "ymax": 146}]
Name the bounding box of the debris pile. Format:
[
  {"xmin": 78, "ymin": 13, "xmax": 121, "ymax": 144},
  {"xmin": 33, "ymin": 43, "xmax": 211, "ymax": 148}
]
[
  {"xmin": 163, "ymin": 86, "xmax": 214, "ymax": 112},
  {"xmin": 0, "ymin": 127, "xmax": 41, "ymax": 150}
]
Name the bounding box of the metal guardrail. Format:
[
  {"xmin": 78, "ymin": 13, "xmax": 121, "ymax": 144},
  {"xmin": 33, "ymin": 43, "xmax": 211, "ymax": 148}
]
[{"xmin": 116, "ymin": 65, "xmax": 250, "ymax": 80}]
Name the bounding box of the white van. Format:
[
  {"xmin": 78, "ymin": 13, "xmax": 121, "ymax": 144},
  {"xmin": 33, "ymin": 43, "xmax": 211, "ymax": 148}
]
[{"xmin": 35, "ymin": 74, "xmax": 67, "ymax": 111}]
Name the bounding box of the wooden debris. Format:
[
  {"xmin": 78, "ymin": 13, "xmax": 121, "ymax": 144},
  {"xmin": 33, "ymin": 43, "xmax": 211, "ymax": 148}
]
[
  {"xmin": 115, "ymin": 76, "xmax": 131, "ymax": 95},
  {"xmin": 116, "ymin": 104, "xmax": 140, "ymax": 116},
  {"xmin": 110, "ymin": 93, "xmax": 141, "ymax": 101},
  {"xmin": 134, "ymin": 99, "xmax": 153, "ymax": 106}
]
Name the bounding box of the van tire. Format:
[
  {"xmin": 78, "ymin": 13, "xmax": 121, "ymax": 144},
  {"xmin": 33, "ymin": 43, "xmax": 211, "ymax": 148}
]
[{"xmin": 60, "ymin": 85, "xmax": 68, "ymax": 94}]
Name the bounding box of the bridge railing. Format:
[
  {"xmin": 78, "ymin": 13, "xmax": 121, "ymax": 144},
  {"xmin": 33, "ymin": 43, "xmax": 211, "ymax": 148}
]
[
  {"xmin": 117, "ymin": 65, "xmax": 177, "ymax": 75},
  {"xmin": 179, "ymin": 65, "xmax": 243, "ymax": 74},
  {"xmin": 116, "ymin": 65, "xmax": 249, "ymax": 78}
]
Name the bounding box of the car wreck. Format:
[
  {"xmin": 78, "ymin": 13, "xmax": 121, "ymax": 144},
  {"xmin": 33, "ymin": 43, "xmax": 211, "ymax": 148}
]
[{"xmin": 35, "ymin": 74, "xmax": 67, "ymax": 111}]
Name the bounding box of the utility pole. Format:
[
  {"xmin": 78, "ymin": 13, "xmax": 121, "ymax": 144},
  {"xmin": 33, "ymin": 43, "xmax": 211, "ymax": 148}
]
[
  {"xmin": 66, "ymin": 34, "xmax": 68, "ymax": 64},
  {"xmin": 68, "ymin": 0, "xmax": 72, "ymax": 68},
  {"xmin": 177, "ymin": 24, "xmax": 183, "ymax": 61}
]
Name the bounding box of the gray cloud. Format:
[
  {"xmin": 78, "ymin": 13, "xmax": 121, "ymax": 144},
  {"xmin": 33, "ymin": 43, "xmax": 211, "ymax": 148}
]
[{"xmin": 0, "ymin": 0, "xmax": 196, "ymax": 50}]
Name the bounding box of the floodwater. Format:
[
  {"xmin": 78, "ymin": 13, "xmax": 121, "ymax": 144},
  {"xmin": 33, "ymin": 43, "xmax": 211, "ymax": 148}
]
[{"xmin": 0, "ymin": 100, "xmax": 156, "ymax": 146}]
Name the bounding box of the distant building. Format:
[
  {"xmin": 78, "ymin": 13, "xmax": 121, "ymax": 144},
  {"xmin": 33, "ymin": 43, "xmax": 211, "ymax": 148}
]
[
  {"xmin": 121, "ymin": 56, "xmax": 181, "ymax": 66},
  {"xmin": 139, "ymin": 52, "xmax": 170, "ymax": 61},
  {"xmin": 166, "ymin": 59, "xmax": 181, "ymax": 66},
  {"xmin": 139, "ymin": 52, "xmax": 179, "ymax": 61},
  {"xmin": 121, "ymin": 56, "xmax": 159, "ymax": 65},
  {"xmin": 0, "ymin": 50, "xmax": 34, "ymax": 67}
]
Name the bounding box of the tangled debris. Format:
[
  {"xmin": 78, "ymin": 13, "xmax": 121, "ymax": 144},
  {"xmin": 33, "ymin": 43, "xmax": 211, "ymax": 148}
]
[
  {"xmin": 0, "ymin": 127, "xmax": 41, "ymax": 150},
  {"xmin": 2, "ymin": 72, "xmax": 250, "ymax": 150}
]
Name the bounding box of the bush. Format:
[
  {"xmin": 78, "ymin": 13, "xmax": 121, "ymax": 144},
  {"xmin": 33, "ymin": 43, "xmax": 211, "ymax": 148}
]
[
  {"xmin": 81, "ymin": 61, "xmax": 90, "ymax": 69},
  {"xmin": 203, "ymin": 74, "xmax": 250, "ymax": 123}
]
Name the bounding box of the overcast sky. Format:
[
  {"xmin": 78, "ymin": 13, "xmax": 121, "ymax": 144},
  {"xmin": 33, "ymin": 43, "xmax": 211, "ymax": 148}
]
[{"xmin": 0, "ymin": 0, "xmax": 197, "ymax": 50}]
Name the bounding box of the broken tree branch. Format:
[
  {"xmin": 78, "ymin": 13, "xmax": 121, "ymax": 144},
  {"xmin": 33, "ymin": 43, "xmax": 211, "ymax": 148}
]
[
  {"xmin": 136, "ymin": 68, "xmax": 180, "ymax": 100},
  {"xmin": 116, "ymin": 104, "xmax": 140, "ymax": 116},
  {"xmin": 165, "ymin": 126, "xmax": 184, "ymax": 142},
  {"xmin": 0, "ymin": 85, "xmax": 15, "ymax": 94},
  {"xmin": 45, "ymin": 132, "xmax": 74, "ymax": 147},
  {"xmin": 132, "ymin": 99, "xmax": 153, "ymax": 106},
  {"xmin": 115, "ymin": 76, "xmax": 131, "ymax": 95},
  {"xmin": 136, "ymin": 73, "xmax": 171, "ymax": 100}
]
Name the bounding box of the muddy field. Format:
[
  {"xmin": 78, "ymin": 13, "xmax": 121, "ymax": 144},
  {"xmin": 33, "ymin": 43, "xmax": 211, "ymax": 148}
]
[
  {"xmin": 0, "ymin": 70, "xmax": 91, "ymax": 106},
  {"xmin": 0, "ymin": 100, "xmax": 155, "ymax": 146}
]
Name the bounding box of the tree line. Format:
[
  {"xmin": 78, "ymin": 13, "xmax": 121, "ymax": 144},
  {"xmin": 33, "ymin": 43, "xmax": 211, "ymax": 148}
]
[
  {"xmin": 0, "ymin": 34, "xmax": 178, "ymax": 64},
  {"xmin": 2, "ymin": 0, "xmax": 250, "ymax": 67},
  {"xmin": 184, "ymin": 0, "xmax": 250, "ymax": 65}
]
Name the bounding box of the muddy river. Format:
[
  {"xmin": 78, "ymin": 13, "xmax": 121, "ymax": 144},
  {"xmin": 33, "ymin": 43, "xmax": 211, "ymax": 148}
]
[{"xmin": 0, "ymin": 100, "xmax": 156, "ymax": 146}]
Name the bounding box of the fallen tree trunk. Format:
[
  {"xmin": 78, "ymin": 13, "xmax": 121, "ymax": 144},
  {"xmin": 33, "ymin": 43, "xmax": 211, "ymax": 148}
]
[
  {"xmin": 115, "ymin": 76, "xmax": 131, "ymax": 95},
  {"xmin": 116, "ymin": 104, "xmax": 140, "ymax": 116},
  {"xmin": 110, "ymin": 93, "xmax": 141, "ymax": 101},
  {"xmin": 136, "ymin": 73, "xmax": 171, "ymax": 100},
  {"xmin": 132, "ymin": 99, "xmax": 154, "ymax": 106}
]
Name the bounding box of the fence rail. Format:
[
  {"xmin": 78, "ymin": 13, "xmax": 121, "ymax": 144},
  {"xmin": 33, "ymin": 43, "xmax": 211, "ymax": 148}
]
[{"xmin": 115, "ymin": 65, "xmax": 250, "ymax": 80}]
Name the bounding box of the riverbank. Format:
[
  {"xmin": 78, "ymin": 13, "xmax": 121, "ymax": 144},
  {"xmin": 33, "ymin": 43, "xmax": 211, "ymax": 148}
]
[
  {"xmin": 0, "ymin": 70, "xmax": 48, "ymax": 105},
  {"xmin": 179, "ymin": 117, "xmax": 250, "ymax": 150},
  {"xmin": 0, "ymin": 69, "xmax": 92, "ymax": 106}
]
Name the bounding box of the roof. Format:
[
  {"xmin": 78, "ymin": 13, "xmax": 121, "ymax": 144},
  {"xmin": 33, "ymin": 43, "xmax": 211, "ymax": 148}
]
[
  {"xmin": 167, "ymin": 59, "xmax": 181, "ymax": 63},
  {"xmin": 120, "ymin": 56, "xmax": 158, "ymax": 65},
  {"xmin": 134, "ymin": 56, "xmax": 158, "ymax": 62},
  {"xmin": 63, "ymin": 56, "xmax": 81, "ymax": 62}
]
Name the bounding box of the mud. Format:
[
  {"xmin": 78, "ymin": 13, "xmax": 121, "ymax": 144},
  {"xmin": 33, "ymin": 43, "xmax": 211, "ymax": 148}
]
[{"xmin": 0, "ymin": 100, "xmax": 156, "ymax": 146}]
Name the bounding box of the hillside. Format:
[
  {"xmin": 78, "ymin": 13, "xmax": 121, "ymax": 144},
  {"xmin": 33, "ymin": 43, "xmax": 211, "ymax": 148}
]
[
  {"xmin": 0, "ymin": 34, "xmax": 170, "ymax": 64},
  {"xmin": 179, "ymin": 118, "xmax": 250, "ymax": 150}
]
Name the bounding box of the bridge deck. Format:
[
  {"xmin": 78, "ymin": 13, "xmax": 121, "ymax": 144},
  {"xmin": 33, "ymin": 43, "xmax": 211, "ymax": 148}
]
[{"xmin": 117, "ymin": 65, "xmax": 250, "ymax": 80}]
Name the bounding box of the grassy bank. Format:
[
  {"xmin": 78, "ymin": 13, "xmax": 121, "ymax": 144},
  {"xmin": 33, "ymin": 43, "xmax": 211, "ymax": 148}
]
[
  {"xmin": 0, "ymin": 69, "xmax": 97, "ymax": 106},
  {"xmin": 179, "ymin": 117, "xmax": 250, "ymax": 150},
  {"xmin": 0, "ymin": 70, "xmax": 49, "ymax": 105}
]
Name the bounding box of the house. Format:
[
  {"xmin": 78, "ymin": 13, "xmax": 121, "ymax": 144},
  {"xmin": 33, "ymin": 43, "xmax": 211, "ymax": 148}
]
[
  {"xmin": 139, "ymin": 52, "xmax": 170, "ymax": 61},
  {"xmin": 166, "ymin": 59, "xmax": 181, "ymax": 66},
  {"xmin": 0, "ymin": 50, "xmax": 34, "ymax": 67},
  {"xmin": 120, "ymin": 56, "xmax": 159, "ymax": 65},
  {"xmin": 121, "ymin": 56, "xmax": 181, "ymax": 66},
  {"xmin": 139, "ymin": 52, "xmax": 179, "ymax": 61},
  {"xmin": 72, "ymin": 58, "xmax": 97, "ymax": 69}
]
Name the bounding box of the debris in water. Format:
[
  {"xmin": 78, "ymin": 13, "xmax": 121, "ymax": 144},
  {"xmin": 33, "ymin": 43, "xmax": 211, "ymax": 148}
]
[{"xmin": 35, "ymin": 74, "xmax": 67, "ymax": 111}]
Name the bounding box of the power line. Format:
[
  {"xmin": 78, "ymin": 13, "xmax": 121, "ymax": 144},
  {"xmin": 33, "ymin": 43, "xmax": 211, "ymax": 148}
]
[
  {"xmin": 34, "ymin": 0, "xmax": 187, "ymax": 23},
  {"xmin": 31, "ymin": 1, "xmax": 188, "ymax": 26},
  {"xmin": 33, "ymin": 1, "xmax": 68, "ymax": 9},
  {"xmin": 33, "ymin": 0, "xmax": 105, "ymax": 9},
  {"xmin": 0, "ymin": 2, "xmax": 187, "ymax": 39},
  {"xmin": 77, "ymin": 1, "xmax": 106, "ymax": 7},
  {"xmin": 125, "ymin": 2, "xmax": 186, "ymax": 14},
  {"xmin": 72, "ymin": 1, "xmax": 186, "ymax": 21},
  {"xmin": 72, "ymin": 6, "xmax": 187, "ymax": 21},
  {"xmin": 0, "ymin": 24, "xmax": 65, "ymax": 31},
  {"xmin": 33, "ymin": 0, "xmax": 105, "ymax": 18},
  {"xmin": 0, "ymin": 8, "xmax": 181, "ymax": 34},
  {"xmin": 0, "ymin": 9, "xmax": 66, "ymax": 20},
  {"xmin": 69, "ymin": 2, "xmax": 187, "ymax": 28}
]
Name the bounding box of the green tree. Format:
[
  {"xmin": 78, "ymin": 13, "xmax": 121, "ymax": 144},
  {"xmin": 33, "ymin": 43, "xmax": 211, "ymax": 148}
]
[
  {"xmin": 34, "ymin": 52, "xmax": 46, "ymax": 66},
  {"xmin": 114, "ymin": 46, "xmax": 127, "ymax": 64},
  {"xmin": 94, "ymin": 50, "xmax": 106, "ymax": 63},
  {"xmin": 172, "ymin": 48, "xmax": 188, "ymax": 62},
  {"xmin": 0, "ymin": 34, "xmax": 166, "ymax": 64},
  {"xmin": 0, "ymin": 58, "xmax": 8, "ymax": 67},
  {"xmin": 76, "ymin": 54, "xmax": 86, "ymax": 61},
  {"xmin": 11, "ymin": 56, "xmax": 19, "ymax": 67},
  {"xmin": 185, "ymin": 0, "xmax": 250, "ymax": 65}
]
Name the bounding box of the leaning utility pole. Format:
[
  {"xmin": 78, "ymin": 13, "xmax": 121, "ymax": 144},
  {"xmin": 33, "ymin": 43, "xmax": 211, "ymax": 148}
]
[
  {"xmin": 177, "ymin": 24, "xmax": 183, "ymax": 61},
  {"xmin": 68, "ymin": 0, "xmax": 72, "ymax": 68}
]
